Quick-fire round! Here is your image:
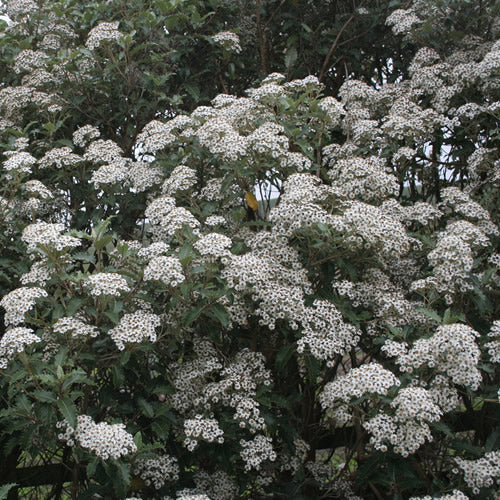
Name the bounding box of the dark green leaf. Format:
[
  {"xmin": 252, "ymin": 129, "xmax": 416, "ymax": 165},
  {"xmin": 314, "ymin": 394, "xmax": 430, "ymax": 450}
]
[{"xmin": 57, "ymin": 397, "xmax": 78, "ymax": 428}]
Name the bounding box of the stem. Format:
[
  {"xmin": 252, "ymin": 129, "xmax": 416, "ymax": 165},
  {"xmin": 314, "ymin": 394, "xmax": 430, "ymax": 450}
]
[
  {"xmin": 319, "ymin": 12, "xmax": 356, "ymax": 82},
  {"xmin": 255, "ymin": 1, "xmax": 268, "ymax": 75}
]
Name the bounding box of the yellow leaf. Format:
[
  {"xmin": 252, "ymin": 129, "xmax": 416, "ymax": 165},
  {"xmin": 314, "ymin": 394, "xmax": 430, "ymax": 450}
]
[{"xmin": 245, "ymin": 192, "xmax": 259, "ymax": 212}]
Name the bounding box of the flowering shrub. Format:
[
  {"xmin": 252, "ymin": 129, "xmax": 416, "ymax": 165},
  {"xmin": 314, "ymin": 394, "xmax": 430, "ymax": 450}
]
[{"xmin": 0, "ymin": 0, "xmax": 498, "ymax": 498}]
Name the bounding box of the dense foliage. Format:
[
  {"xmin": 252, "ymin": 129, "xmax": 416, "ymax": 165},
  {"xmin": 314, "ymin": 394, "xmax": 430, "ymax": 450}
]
[{"xmin": 0, "ymin": 0, "xmax": 499, "ymax": 498}]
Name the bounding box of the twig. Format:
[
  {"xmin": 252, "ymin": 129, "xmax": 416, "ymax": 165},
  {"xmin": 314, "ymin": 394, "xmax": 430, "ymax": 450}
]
[
  {"xmin": 319, "ymin": 12, "xmax": 356, "ymax": 82},
  {"xmin": 255, "ymin": 0, "xmax": 268, "ymax": 74},
  {"xmin": 264, "ymin": 0, "xmax": 286, "ymax": 30}
]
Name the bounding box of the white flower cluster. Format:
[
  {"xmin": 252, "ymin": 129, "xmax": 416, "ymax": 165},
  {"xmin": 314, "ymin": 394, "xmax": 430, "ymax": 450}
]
[
  {"xmin": 193, "ymin": 470, "xmax": 238, "ymax": 500},
  {"xmin": 0, "ymin": 327, "xmax": 40, "ymax": 369},
  {"xmin": 73, "ymin": 125, "xmax": 100, "ymax": 148},
  {"xmin": 268, "ymin": 174, "xmax": 342, "ymax": 236},
  {"xmin": 86, "ymin": 22, "xmax": 123, "ymax": 50},
  {"xmin": 133, "ymin": 454, "xmax": 179, "ymax": 489},
  {"xmin": 364, "ymin": 387, "xmax": 442, "ymax": 457},
  {"xmin": 318, "ymin": 96, "xmax": 344, "ymax": 127},
  {"xmin": 485, "ymin": 320, "xmax": 500, "ymax": 363},
  {"xmin": 53, "ymin": 317, "xmax": 99, "ymax": 338},
  {"xmin": 127, "ymin": 161, "xmax": 163, "ymax": 192},
  {"xmin": 85, "ymin": 273, "xmax": 131, "ymax": 297},
  {"xmin": 392, "ymin": 387, "xmax": 442, "ymax": 423},
  {"xmin": 248, "ymin": 122, "xmax": 288, "ymax": 159},
  {"xmin": 392, "ymin": 324, "xmax": 482, "ymax": 390},
  {"xmin": 343, "ymin": 202, "xmax": 410, "ymax": 258},
  {"xmin": 162, "ymin": 165, "xmax": 197, "ymax": 195},
  {"xmin": 400, "ymin": 201, "xmax": 442, "ymax": 227},
  {"xmin": 21, "ymin": 260, "xmax": 53, "ymax": 286},
  {"xmin": 1, "ymin": 287, "xmax": 48, "ymax": 325},
  {"xmin": 38, "ymin": 147, "xmax": 83, "ymax": 169},
  {"xmin": 169, "ymin": 346, "xmax": 271, "ymax": 436},
  {"xmin": 167, "ymin": 339, "xmax": 222, "ymax": 412},
  {"xmin": 284, "ymin": 75, "xmax": 324, "ymax": 93},
  {"xmin": 222, "ymin": 230, "xmax": 314, "ymax": 330},
  {"xmin": 0, "ymin": 86, "xmax": 56, "ymax": 121},
  {"xmin": 175, "ymin": 491, "xmax": 211, "ymax": 500},
  {"xmin": 411, "ymin": 220, "xmax": 491, "ymax": 302},
  {"xmin": 137, "ymin": 242, "xmax": 170, "ymax": 260},
  {"xmin": 144, "ymin": 195, "xmax": 177, "ymax": 225},
  {"xmin": 90, "ymin": 159, "xmax": 129, "ymax": 187},
  {"xmin": 222, "ymin": 254, "xmax": 301, "ymax": 329},
  {"xmin": 280, "ymin": 151, "xmax": 312, "ymax": 172},
  {"xmin": 334, "ymin": 268, "xmax": 430, "ymax": 333},
  {"xmin": 135, "ymin": 116, "xmax": 193, "ymax": 153},
  {"xmin": 57, "ymin": 414, "xmax": 137, "ymax": 460},
  {"xmin": 231, "ymin": 394, "xmax": 266, "ymax": 433},
  {"xmin": 320, "ymin": 363, "xmax": 400, "ymax": 409},
  {"xmin": 5, "ymin": 0, "xmax": 37, "ymax": 19},
  {"xmin": 184, "ymin": 415, "xmax": 224, "ymax": 451},
  {"xmin": 143, "ymin": 256, "xmax": 185, "ymax": 286},
  {"xmin": 205, "ymin": 215, "xmax": 226, "ymax": 227},
  {"xmin": 428, "ymin": 374, "xmax": 460, "ymax": 413},
  {"xmin": 21, "ymin": 222, "xmax": 80, "ymax": 253},
  {"xmin": 145, "ymin": 196, "xmax": 200, "ymax": 240},
  {"xmin": 279, "ymin": 438, "xmax": 310, "ymax": 475},
  {"xmin": 383, "ymin": 98, "xmax": 446, "ymax": 143},
  {"xmin": 409, "ymin": 490, "xmax": 469, "ymax": 500},
  {"xmin": 84, "ymin": 139, "xmax": 123, "ymax": 163},
  {"xmin": 13, "ymin": 49, "xmax": 49, "ymax": 74},
  {"xmin": 239, "ymin": 435, "xmax": 277, "ymax": 471},
  {"xmin": 386, "ymin": 9, "xmax": 422, "ymax": 36},
  {"xmin": 440, "ymin": 187, "xmax": 497, "ymax": 235},
  {"xmin": 212, "ymin": 31, "xmax": 242, "ymax": 53},
  {"xmin": 197, "ymin": 117, "xmax": 247, "ymax": 162},
  {"xmin": 108, "ymin": 310, "xmax": 161, "ymax": 350},
  {"xmin": 328, "ymin": 156, "xmax": 399, "ymax": 202},
  {"xmin": 3, "ymin": 151, "xmax": 37, "ymax": 177},
  {"xmin": 194, "ymin": 233, "xmax": 232, "ymax": 258},
  {"xmin": 298, "ymin": 299, "xmax": 360, "ymax": 366},
  {"xmin": 455, "ymin": 451, "xmax": 500, "ymax": 495},
  {"xmin": 24, "ymin": 180, "xmax": 53, "ymax": 199}
]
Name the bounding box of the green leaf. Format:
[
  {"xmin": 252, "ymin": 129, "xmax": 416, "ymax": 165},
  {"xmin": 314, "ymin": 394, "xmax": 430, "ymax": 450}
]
[
  {"xmin": 451, "ymin": 439, "xmax": 484, "ymax": 456},
  {"xmin": 65, "ymin": 298, "xmax": 85, "ymax": 316},
  {"xmin": 133, "ymin": 431, "xmax": 143, "ymax": 449},
  {"xmin": 137, "ymin": 397, "xmax": 154, "ymax": 418},
  {"xmin": 0, "ymin": 484, "xmax": 17, "ymax": 500},
  {"xmin": 62, "ymin": 369, "xmax": 95, "ymax": 391},
  {"xmin": 177, "ymin": 243, "xmax": 194, "ymax": 266},
  {"xmin": 185, "ymin": 82, "xmax": 200, "ymax": 101},
  {"xmin": 87, "ymin": 457, "xmax": 98, "ymax": 478},
  {"xmin": 209, "ymin": 303, "xmax": 230, "ymax": 328},
  {"xmin": 275, "ymin": 343, "xmax": 295, "ymax": 372},
  {"xmin": 105, "ymin": 311, "xmax": 120, "ymax": 325},
  {"xmin": 17, "ymin": 394, "xmax": 31, "ymax": 413},
  {"xmin": 94, "ymin": 234, "xmax": 114, "ymax": 250},
  {"xmin": 33, "ymin": 390, "xmax": 57, "ymax": 403},
  {"xmin": 54, "ymin": 347, "xmax": 69, "ymax": 367},
  {"xmin": 72, "ymin": 251, "xmax": 96, "ymax": 264},
  {"xmin": 285, "ymin": 46, "xmax": 298, "ymax": 68},
  {"xmin": 485, "ymin": 429, "xmax": 500, "ymax": 452},
  {"xmin": 183, "ymin": 305, "xmax": 204, "ymax": 325},
  {"xmin": 431, "ymin": 420, "xmax": 453, "ymax": 437},
  {"xmin": 120, "ymin": 351, "xmax": 131, "ymax": 366},
  {"xmin": 112, "ymin": 461, "xmax": 131, "ymax": 498},
  {"xmin": 304, "ymin": 356, "xmax": 320, "ymax": 382},
  {"xmin": 57, "ymin": 397, "xmax": 78, "ymax": 428},
  {"xmin": 415, "ymin": 307, "xmax": 442, "ymax": 323},
  {"xmin": 152, "ymin": 420, "xmax": 169, "ymax": 439}
]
